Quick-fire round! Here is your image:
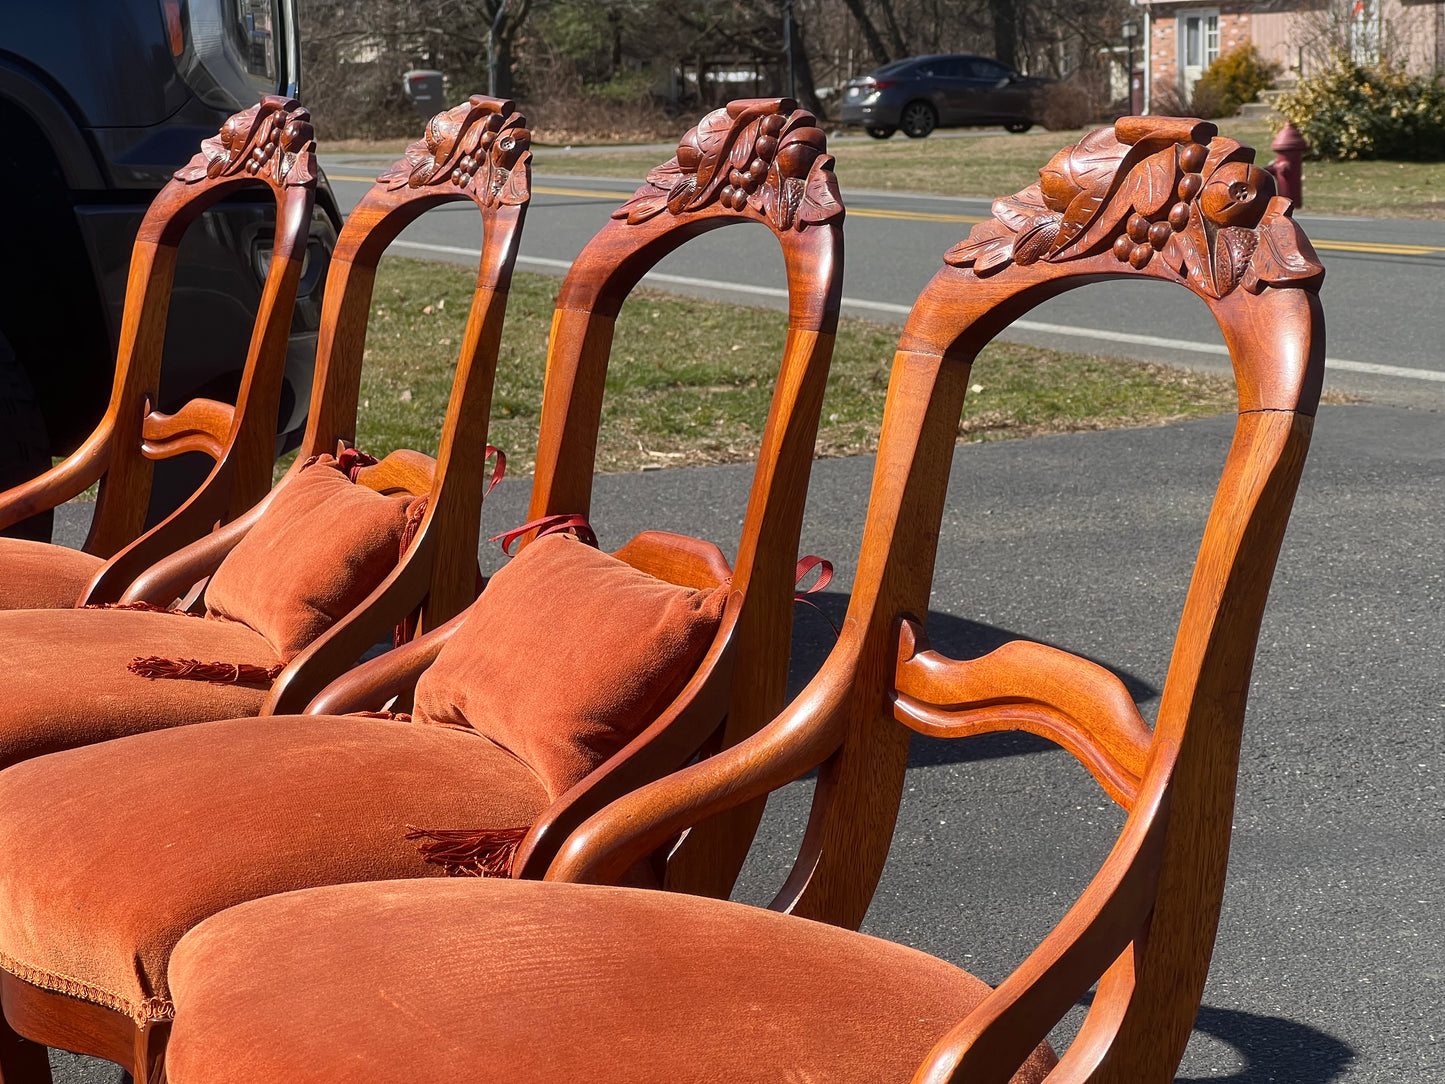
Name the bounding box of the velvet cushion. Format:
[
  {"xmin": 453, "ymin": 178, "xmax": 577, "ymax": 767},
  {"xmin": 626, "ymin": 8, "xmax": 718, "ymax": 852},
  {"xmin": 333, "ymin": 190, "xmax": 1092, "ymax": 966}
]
[
  {"xmin": 166, "ymin": 879, "xmax": 1057, "ymax": 1084},
  {"xmin": 205, "ymin": 455, "xmax": 419, "ymax": 661},
  {"xmin": 0, "ymin": 714, "xmax": 548, "ymax": 1022},
  {"xmin": 0, "ymin": 538, "xmax": 104, "ymax": 610},
  {"xmin": 0, "ymin": 608, "xmax": 280, "ymax": 770},
  {"xmin": 414, "ymin": 533, "xmax": 728, "ymax": 801}
]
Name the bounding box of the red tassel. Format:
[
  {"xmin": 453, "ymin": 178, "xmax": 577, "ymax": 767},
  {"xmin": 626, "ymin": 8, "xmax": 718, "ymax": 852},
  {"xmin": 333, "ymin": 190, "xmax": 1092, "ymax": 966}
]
[
  {"xmin": 405, "ymin": 825, "xmax": 530, "ymax": 877},
  {"xmin": 392, "ymin": 497, "xmax": 431, "ymax": 648},
  {"xmin": 399, "ymin": 497, "xmax": 428, "ymax": 558},
  {"xmin": 84, "ymin": 602, "xmax": 203, "ymax": 618},
  {"xmin": 346, "ymin": 710, "xmax": 413, "ymax": 721},
  {"xmin": 128, "ymin": 656, "xmax": 283, "ymax": 685}
]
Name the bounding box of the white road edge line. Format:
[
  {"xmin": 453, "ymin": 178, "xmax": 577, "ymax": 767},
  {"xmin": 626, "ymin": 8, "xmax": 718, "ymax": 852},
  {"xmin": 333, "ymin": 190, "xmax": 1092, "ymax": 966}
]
[{"xmin": 391, "ymin": 241, "xmax": 1445, "ymax": 385}]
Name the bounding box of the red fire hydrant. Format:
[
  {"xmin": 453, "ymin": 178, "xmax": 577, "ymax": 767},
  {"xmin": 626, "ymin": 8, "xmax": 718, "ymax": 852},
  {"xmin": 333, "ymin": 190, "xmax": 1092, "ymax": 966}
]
[{"xmin": 1267, "ymin": 122, "xmax": 1309, "ymax": 209}]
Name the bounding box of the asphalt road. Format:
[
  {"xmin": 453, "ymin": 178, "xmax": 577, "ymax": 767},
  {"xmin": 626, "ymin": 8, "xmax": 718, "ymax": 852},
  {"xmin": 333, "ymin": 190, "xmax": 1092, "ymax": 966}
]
[
  {"xmin": 46, "ymin": 401, "xmax": 1442, "ymax": 1083},
  {"xmin": 321, "ymin": 155, "xmax": 1445, "ymax": 409}
]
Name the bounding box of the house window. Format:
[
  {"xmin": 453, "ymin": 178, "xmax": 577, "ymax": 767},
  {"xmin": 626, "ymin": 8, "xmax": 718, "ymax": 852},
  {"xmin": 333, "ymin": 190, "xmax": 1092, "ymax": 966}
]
[{"xmin": 1183, "ymin": 12, "xmax": 1220, "ymax": 70}]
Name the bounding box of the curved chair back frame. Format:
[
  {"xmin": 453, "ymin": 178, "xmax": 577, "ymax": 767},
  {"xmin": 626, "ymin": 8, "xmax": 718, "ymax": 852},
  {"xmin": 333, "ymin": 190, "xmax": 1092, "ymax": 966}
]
[
  {"xmin": 123, "ymin": 96, "xmax": 531, "ymax": 715},
  {"xmin": 0, "ymin": 96, "xmax": 317, "ymax": 580},
  {"xmin": 517, "ymin": 98, "xmax": 843, "ymax": 886},
  {"xmin": 548, "ymin": 117, "xmax": 1326, "ymax": 1083}
]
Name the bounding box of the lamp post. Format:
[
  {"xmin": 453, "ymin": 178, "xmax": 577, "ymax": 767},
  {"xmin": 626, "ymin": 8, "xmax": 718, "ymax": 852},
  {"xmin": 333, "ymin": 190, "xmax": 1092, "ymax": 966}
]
[{"xmin": 1122, "ymin": 19, "xmax": 1140, "ymax": 114}]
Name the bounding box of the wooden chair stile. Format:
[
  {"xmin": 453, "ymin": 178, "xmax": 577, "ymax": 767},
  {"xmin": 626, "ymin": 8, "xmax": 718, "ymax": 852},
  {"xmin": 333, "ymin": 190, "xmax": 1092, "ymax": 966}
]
[{"xmin": 0, "ymin": 96, "xmax": 317, "ymax": 609}]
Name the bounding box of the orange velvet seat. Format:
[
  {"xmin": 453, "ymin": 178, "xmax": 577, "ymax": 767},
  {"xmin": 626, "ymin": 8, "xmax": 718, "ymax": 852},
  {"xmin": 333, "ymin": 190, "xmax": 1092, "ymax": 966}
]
[
  {"xmin": 164, "ymin": 878, "xmax": 1056, "ymax": 1084},
  {"xmin": 0, "ymin": 714, "xmax": 548, "ymax": 1022},
  {"xmin": 0, "ymin": 539, "xmax": 104, "ymax": 610},
  {"xmin": 0, "ymin": 609, "xmax": 280, "ymax": 769}
]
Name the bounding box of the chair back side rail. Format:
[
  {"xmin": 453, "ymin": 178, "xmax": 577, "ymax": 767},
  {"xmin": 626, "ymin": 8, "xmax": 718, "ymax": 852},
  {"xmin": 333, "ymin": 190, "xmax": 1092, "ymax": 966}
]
[
  {"xmin": 0, "ymin": 97, "xmax": 316, "ymax": 566},
  {"xmin": 893, "ymin": 621, "xmax": 1153, "ymax": 808},
  {"xmin": 139, "ymin": 398, "xmax": 236, "ymax": 461},
  {"xmin": 547, "ymin": 116, "xmax": 1325, "ymax": 1084}
]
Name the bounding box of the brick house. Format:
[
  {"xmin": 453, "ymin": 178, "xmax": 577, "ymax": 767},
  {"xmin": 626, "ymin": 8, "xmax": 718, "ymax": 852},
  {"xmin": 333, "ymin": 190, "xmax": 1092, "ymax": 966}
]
[{"xmin": 1135, "ymin": 0, "xmax": 1445, "ymax": 113}]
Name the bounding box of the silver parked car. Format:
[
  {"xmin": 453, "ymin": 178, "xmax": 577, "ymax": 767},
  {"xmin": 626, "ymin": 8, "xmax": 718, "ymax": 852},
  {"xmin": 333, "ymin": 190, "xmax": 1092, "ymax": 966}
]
[{"xmin": 840, "ymin": 54, "xmax": 1049, "ymax": 139}]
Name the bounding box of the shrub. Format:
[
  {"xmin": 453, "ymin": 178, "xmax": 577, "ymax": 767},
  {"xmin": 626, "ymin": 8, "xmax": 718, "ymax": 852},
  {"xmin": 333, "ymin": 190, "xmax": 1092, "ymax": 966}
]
[
  {"xmin": 584, "ymin": 69, "xmax": 657, "ymax": 105},
  {"xmin": 1036, "ymin": 68, "xmax": 1114, "ymax": 130},
  {"xmin": 1275, "ymin": 52, "xmax": 1445, "ymax": 160},
  {"xmin": 1190, "ymin": 44, "xmax": 1280, "ymax": 118}
]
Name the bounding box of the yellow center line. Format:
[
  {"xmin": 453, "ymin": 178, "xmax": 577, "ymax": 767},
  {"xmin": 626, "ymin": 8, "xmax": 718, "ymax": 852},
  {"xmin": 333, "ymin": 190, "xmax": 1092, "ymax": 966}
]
[
  {"xmin": 534, "ymin": 184, "xmax": 635, "ymax": 200},
  {"xmin": 850, "ymin": 207, "xmax": 987, "ymax": 224},
  {"xmin": 1311, "ymin": 239, "xmax": 1444, "ymax": 256},
  {"xmin": 327, "ymin": 175, "xmax": 1443, "ymax": 256}
]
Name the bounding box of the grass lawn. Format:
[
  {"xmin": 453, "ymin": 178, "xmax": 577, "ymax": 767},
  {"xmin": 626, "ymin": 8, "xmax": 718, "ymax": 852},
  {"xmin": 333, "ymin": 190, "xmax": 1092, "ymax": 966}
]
[
  {"xmin": 517, "ymin": 117, "xmax": 1444, "ymax": 220},
  {"xmin": 335, "ymin": 257, "xmax": 1235, "ymax": 477}
]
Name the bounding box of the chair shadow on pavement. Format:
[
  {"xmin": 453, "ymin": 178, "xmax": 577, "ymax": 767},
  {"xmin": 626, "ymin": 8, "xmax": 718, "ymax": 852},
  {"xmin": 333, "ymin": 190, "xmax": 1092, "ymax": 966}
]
[
  {"xmin": 1180, "ymin": 1005, "xmax": 1355, "ymax": 1083},
  {"xmin": 787, "ymin": 593, "xmax": 1158, "ymax": 771}
]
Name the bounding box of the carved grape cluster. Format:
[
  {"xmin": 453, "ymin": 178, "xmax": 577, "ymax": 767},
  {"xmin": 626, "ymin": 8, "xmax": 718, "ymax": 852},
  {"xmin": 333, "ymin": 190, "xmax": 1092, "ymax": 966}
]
[
  {"xmin": 614, "ymin": 98, "xmax": 843, "ymax": 232},
  {"xmin": 945, "ymin": 116, "xmax": 1322, "ymax": 300},
  {"xmin": 175, "ymin": 96, "xmax": 316, "ymax": 188},
  {"xmin": 1108, "ymin": 141, "xmax": 1270, "ymax": 273},
  {"xmin": 442, "ymin": 112, "xmax": 526, "ymax": 188},
  {"xmin": 378, "ymin": 96, "xmax": 531, "ymax": 208},
  {"xmin": 718, "ymin": 113, "xmax": 784, "ymax": 210},
  {"xmin": 1111, "ymin": 141, "xmax": 1202, "ymax": 268}
]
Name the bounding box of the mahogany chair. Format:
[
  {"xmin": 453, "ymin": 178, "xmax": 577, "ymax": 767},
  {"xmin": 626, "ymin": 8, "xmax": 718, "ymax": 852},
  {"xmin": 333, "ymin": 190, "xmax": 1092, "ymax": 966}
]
[
  {"xmin": 0, "ymin": 95, "xmax": 317, "ymax": 611},
  {"xmin": 0, "ymin": 94, "xmax": 530, "ymax": 772},
  {"xmin": 0, "ymin": 98, "xmax": 843, "ymax": 1083},
  {"xmin": 159, "ymin": 118, "xmax": 1322, "ymax": 1084}
]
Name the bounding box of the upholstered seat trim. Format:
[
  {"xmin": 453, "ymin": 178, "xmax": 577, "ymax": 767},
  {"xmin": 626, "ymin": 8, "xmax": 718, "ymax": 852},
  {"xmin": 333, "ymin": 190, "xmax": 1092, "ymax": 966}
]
[{"xmin": 0, "ymin": 947, "xmax": 171, "ymax": 1025}]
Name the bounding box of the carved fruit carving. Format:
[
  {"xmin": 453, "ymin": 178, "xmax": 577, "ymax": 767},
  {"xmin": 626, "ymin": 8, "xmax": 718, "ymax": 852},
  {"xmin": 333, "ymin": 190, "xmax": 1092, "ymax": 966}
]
[
  {"xmin": 175, "ymin": 96, "xmax": 316, "ymax": 187},
  {"xmin": 944, "ymin": 116, "xmax": 1323, "ymax": 298},
  {"xmin": 612, "ymin": 98, "xmax": 843, "ymax": 232},
  {"xmin": 376, "ymin": 96, "xmax": 531, "ymax": 207}
]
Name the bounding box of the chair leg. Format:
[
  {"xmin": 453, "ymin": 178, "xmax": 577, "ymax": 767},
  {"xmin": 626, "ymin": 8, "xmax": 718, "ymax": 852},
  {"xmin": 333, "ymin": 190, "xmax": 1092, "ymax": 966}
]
[
  {"xmin": 0, "ymin": 1009, "xmax": 51, "ymax": 1084},
  {"xmin": 133, "ymin": 1020, "xmax": 169, "ymax": 1084}
]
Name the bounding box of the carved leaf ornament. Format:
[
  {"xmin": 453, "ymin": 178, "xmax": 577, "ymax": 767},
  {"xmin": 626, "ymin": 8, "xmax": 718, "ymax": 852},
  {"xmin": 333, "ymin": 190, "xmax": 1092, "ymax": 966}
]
[
  {"xmin": 613, "ymin": 98, "xmax": 844, "ymax": 232},
  {"xmin": 376, "ymin": 96, "xmax": 532, "ymax": 207},
  {"xmin": 945, "ymin": 116, "xmax": 1323, "ymax": 298},
  {"xmin": 175, "ymin": 95, "xmax": 317, "ymax": 188}
]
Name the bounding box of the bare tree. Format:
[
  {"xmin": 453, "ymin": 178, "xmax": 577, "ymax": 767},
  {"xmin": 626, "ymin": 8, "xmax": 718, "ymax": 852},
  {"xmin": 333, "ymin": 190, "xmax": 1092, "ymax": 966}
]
[{"xmin": 841, "ymin": 0, "xmax": 894, "ymax": 65}]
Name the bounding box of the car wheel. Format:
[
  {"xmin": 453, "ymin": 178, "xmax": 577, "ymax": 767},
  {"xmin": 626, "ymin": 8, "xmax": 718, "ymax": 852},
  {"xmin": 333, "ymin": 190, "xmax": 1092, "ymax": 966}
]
[
  {"xmin": 899, "ymin": 102, "xmax": 937, "ymax": 139},
  {"xmin": 865, "ymin": 126, "xmax": 896, "ymax": 140},
  {"xmin": 1005, "ymin": 120, "xmax": 1033, "ymax": 134},
  {"xmin": 0, "ymin": 330, "xmax": 54, "ymax": 542}
]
